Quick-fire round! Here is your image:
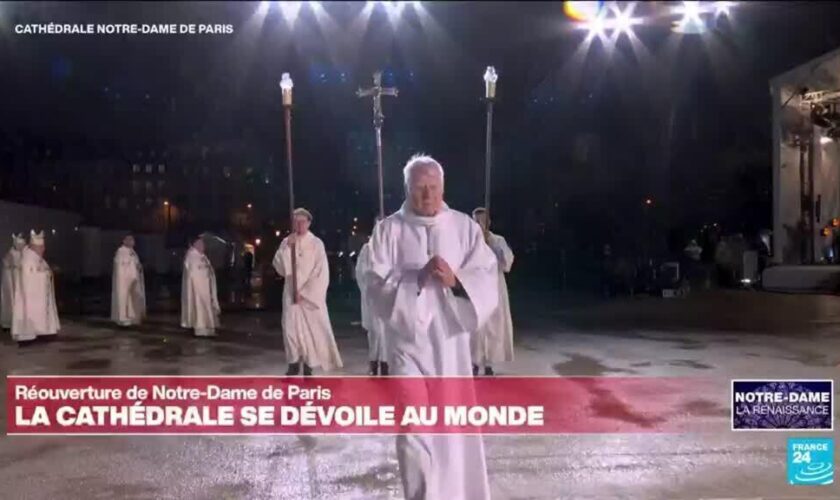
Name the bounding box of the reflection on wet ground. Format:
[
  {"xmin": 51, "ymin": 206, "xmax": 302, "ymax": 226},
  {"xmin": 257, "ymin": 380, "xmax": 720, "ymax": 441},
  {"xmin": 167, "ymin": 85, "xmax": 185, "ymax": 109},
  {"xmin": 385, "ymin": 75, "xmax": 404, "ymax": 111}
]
[{"xmin": 1, "ymin": 290, "xmax": 839, "ymax": 498}]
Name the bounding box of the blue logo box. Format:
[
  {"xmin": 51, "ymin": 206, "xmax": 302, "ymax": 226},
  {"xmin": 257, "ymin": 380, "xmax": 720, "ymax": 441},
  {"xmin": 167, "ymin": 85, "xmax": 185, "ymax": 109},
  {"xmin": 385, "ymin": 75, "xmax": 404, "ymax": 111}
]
[
  {"xmin": 788, "ymin": 438, "xmax": 834, "ymax": 485},
  {"xmin": 731, "ymin": 380, "xmax": 833, "ymax": 431}
]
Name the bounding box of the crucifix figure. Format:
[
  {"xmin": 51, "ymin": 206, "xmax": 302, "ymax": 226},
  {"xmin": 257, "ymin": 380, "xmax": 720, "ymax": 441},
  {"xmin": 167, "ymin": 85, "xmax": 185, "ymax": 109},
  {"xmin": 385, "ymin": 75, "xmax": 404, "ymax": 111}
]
[{"xmin": 357, "ymin": 71, "xmax": 398, "ymax": 218}]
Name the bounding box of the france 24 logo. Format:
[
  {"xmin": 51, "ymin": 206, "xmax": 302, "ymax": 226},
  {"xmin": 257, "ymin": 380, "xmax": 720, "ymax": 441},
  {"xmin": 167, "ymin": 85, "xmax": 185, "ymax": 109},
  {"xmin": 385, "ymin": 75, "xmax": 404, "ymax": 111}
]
[{"xmin": 788, "ymin": 438, "xmax": 834, "ymax": 485}]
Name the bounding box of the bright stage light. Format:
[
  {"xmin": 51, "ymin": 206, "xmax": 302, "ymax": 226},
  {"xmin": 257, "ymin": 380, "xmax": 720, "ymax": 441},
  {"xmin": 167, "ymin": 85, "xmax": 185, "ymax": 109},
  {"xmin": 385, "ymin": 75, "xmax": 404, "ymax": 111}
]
[
  {"xmin": 714, "ymin": 1, "xmax": 734, "ymax": 17},
  {"xmin": 564, "ymin": 1, "xmax": 603, "ymax": 22},
  {"xmin": 583, "ymin": 12, "xmax": 606, "ymax": 41},
  {"xmin": 279, "ymin": 1, "xmax": 303, "ymax": 22},
  {"xmin": 577, "ymin": 2, "xmax": 638, "ymax": 41},
  {"xmin": 386, "ymin": 1, "xmax": 405, "ymax": 14},
  {"xmin": 673, "ymin": 1, "xmax": 706, "ymax": 34},
  {"xmin": 612, "ymin": 2, "xmax": 639, "ymax": 37},
  {"xmin": 682, "ymin": 1, "xmax": 702, "ymax": 20}
]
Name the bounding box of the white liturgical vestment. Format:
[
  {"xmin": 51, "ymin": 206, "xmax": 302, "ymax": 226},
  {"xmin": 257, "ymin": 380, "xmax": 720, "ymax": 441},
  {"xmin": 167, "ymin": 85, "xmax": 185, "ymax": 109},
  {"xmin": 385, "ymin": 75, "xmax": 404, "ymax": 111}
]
[
  {"xmin": 273, "ymin": 231, "xmax": 342, "ymax": 370},
  {"xmin": 363, "ymin": 202, "xmax": 499, "ymax": 500},
  {"xmin": 355, "ymin": 242, "xmax": 388, "ymax": 361},
  {"xmin": 1, "ymin": 247, "xmax": 22, "ymax": 329},
  {"xmin": 111, "ymin": 245, "xmax": 146, "ymax": 326},
  {"xmin": 472, "ymin": 231, "xmax": 514, "ymax": 365},
  {"xmin": 12, "ymin": 246, "xmax": 60, "ymax": 341},
  {"xmin": 180, "ymin": 247, "xmax": 220, "ymax": 336}
]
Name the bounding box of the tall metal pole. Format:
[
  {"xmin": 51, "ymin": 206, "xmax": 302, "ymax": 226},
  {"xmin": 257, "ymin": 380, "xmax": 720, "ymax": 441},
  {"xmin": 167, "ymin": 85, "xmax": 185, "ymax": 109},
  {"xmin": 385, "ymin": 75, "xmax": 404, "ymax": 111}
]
[
  {"xmin": 799, "ymin": 139, "xmax": 807, "ymax": 263},
  {"xmin": 164, "ymin": 201, "xmax": 171, "ymax": 244},
  {"xmin": 376, "ymin": 126, "xmax": 385, "ymax": 218},
  {"xmin": 284, "ymin": 108, "xmax": 295, "ymax": 232},
  {"xmin": 280, "ymin": 73, "xmax": 297, "ymax": 303},
  {"xmin": 484, "ymin": 99, "xmax": 494, "ymax": 213},
  {"xmin": 808, "ymin": 129, "xmax": 817, "ymax": 264},
  {"xmin": 357, "ymin": 71, "xmax": 398, "ymax": 219},
  {"xmin": 483, "ymin": 66, "xmax": 498, "ymax": 216}
]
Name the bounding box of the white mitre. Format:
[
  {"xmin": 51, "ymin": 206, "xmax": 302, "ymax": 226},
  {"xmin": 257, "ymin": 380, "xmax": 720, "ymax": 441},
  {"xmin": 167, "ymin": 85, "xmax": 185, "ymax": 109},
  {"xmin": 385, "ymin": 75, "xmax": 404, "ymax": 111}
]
[{"xmin": 29, "ymin": 230, "xmax": 45, "ymax": 246}]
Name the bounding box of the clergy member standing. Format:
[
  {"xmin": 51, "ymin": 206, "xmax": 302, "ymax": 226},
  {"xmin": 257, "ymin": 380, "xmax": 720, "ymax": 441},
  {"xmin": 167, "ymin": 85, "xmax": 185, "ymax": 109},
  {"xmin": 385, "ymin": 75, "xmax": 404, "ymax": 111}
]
[
  {"xmin": 362, "ymin": 155, "xmax": 499, "ymax": 500},
  {"xmin": 180, "ymin": 235, "xmax": 220, "ymax": 337},
  {"xmin": 355, "ymin": 216, "xmax": 388, "ymax": 376},
  {"xmin": 12, "ymin": 231, "xmax": 60, "ymax": 343},
  {"xmin": 111, "ymin": 234, "xmax": 146, "ymax": 327},
  {"xmin": 273, "ymin": 208, "xmax": 342, "ymax": 376},
  {"xmin": 1, "ymin": 233, "xmax": 26, "ymax": 330},
  {"xmin": 471, "ymin": 207, "xmax": 515, "ymax": 376}
]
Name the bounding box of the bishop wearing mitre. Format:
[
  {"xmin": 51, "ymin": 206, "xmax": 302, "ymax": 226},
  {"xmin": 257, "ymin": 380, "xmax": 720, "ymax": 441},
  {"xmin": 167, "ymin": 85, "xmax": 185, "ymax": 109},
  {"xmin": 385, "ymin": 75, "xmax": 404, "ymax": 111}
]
[
  {"xmin": 12, "ymin": 230, "xmax": 60, "ymax": 343},
  {"xmin": 111, "ymin": 234, "xmax": 146, "ymax": 327}
]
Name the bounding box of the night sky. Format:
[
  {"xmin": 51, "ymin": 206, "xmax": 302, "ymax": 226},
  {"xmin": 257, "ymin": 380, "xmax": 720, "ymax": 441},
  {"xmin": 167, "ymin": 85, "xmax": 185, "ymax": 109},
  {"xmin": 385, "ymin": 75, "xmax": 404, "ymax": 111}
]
[{"xmin": 3, "ymin": 1, "xmax": 840, "ymax": 285}]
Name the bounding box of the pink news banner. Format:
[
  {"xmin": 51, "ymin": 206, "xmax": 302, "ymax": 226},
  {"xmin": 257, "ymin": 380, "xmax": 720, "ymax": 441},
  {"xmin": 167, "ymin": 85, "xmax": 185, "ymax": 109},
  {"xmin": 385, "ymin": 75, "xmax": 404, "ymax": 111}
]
[{"xmin": 7, "ymin": 376, "xmax": 717, "ymax": 435}]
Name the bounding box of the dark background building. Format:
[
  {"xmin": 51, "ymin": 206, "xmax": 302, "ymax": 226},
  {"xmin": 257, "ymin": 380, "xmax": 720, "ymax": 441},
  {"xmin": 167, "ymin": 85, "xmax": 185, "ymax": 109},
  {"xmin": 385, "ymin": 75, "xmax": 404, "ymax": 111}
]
[{"xmin": 2, "ymin": 1, "xmax": 840, "ymax": 290}]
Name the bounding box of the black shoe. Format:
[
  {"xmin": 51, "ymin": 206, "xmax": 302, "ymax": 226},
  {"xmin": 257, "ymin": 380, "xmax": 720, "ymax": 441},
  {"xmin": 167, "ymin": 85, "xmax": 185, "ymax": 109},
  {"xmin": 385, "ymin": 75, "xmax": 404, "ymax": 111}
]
[
  {"xmin": 484, "ymin": 366, "xmax": 495, "ymax": 377},
  {"xmin": 302, "ymin": 364, "xmax": 313, "ymax": 377},
  {"xmin": 379, "ymin": 362, "xmax": 389, "ymax": 376},
  {"xmin": 472, "ymin": 364, "xmax": 479, "ymax": 377},
  {"xmin": 368, "ymin": 361, "xmax": 379, "ymax": 376},
  {"xmin": 17, "ymin": 340, "xmax": 37, "ymax": 347},
  {"xmin": 285, "ymin": 362, "xmax": 300, "ymax": 376}
]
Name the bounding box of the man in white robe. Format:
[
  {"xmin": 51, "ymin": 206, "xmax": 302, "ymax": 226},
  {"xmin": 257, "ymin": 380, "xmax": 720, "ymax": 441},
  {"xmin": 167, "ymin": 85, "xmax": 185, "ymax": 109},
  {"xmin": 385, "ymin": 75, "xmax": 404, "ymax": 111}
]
[
  {"xmin": 181, "ymin": 235, "xmax": 220, "ymax": 337},
  {"xmin": 111, "ymin": 234, "xmax": 146, "ymax": 327},
  {"xmin": 471, "ymin": 207, "xmax": 515, "ymax": 376},
  {"xmin": 12, "ymin": 231, "xmax": 60, "ymax": 343},
  {"xmin": 273, "ymin": 208, "xmax": 342, "ymax": 376},
  {"xmin": 355, "ymin": 216, "xmax": 389, "ymax": 375},
  {"xmin": 1, "ymin": 233, "xmax": 26, "ymax": 330},
  {"xmin": 362, "ymin": 155, "xmax": 499, "ymax": 500}
]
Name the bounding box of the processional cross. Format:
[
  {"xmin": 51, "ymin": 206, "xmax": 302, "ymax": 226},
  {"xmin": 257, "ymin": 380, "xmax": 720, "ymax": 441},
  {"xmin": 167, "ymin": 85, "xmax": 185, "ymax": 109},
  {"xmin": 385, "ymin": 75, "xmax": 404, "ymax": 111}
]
[{"xmin": 356, "ymin": 71, "xmax": 399, "ymax": 218}]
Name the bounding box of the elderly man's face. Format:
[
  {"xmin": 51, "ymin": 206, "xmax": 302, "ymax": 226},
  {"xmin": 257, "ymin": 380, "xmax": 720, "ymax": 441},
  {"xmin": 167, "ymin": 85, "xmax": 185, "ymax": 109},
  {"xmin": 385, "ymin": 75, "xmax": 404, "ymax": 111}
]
[
  {"xmin": 193, "ymin": 239, "xmax": 205, "ymax": 254},
  {"xmin": 294, "ymin": 214, "xmax": 311, "ymax": 235},
  {"xmin": 124, "ymin": 236, "xmax": 135, "ymax": 248},
  {"xmin": 32, "ymin": 244, "xmax": 45, "ymax": 257},
  {"xmin": 408, "ymin": 165, "xmax": 444, "ymax": 216}
]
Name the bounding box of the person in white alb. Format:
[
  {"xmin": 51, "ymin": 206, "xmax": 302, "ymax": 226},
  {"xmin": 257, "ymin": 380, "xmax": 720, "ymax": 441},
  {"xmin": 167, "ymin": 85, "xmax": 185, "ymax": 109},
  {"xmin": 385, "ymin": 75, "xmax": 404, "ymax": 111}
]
[
  {"xmin": 355, "ymin": 215, "xmax": 389, "ymax": 375},
  {"xmin": 361, "ymin": 154, "xmax": 499, "ymax": 500},
  {"xmin": 12, "ymin": 231, "xmax": 60, "ymax": 343},
  {"xmin": 181, "ymin": 235, "xmax": 220, "ymax": 337},
  {"xmin": 470, "ymin": 207, "xmax": 514, "ymax": 376},
  {"xmin": 1, "ymin": 233, "xmax": 26, "ymax": 330},
  {"xmin": 273, "ymin": 208, "xmax": 342, "ymax": 376},
  {"xmin": 111, "ymin": 234, "xmax": 146, "ymax": 327}
]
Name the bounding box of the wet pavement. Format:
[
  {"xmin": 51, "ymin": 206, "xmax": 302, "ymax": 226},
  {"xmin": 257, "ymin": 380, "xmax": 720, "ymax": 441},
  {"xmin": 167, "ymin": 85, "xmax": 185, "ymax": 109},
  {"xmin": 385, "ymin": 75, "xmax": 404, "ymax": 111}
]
[{"xmin": 1, "ymin": 289, "xmax": 839, "ymax": 499}]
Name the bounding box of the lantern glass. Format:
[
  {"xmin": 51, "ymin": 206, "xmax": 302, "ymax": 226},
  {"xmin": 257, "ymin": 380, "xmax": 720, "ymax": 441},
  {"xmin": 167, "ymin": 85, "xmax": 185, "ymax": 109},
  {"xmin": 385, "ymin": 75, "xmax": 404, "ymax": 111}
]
[{"xmin": 280, "ymin": 73, "xmax": 294, "ymax": 91}]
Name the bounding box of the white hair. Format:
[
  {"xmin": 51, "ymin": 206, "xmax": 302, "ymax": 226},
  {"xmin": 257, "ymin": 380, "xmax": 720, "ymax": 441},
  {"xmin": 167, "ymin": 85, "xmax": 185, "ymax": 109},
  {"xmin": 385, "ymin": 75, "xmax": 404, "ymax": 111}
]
[
  {"xmin": 403, "ymin": 154, "xmax": 444, "ymax": 188},
  {"xmin": 293, "ymin": 207, "xmax": 313, "ymax": 221}
]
